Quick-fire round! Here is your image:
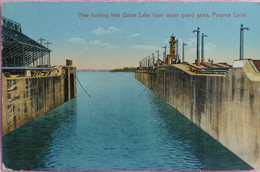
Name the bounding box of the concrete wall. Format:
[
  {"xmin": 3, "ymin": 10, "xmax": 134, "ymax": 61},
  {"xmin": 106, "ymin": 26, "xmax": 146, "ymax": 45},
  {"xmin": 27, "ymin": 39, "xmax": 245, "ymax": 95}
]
[
  {"xmin": 2, "ymin": 66, "xmax": 77, "ymax": 136},
  {"xmin": 135, "ymin": 61, "xmax": 260, "ymax": 169}
]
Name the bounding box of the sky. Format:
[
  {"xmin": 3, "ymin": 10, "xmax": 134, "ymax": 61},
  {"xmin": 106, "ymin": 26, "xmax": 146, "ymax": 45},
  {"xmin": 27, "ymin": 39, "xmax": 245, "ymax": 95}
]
[{"xmin": 2, "ymin": 1, "xmax": 260, "ymax": 70}]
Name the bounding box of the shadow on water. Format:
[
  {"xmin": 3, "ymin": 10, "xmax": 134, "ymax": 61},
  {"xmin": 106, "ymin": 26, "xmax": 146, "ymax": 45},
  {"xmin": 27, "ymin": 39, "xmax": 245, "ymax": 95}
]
[
  {"xmin": 150, "ymin": 95, "xmax": 253, "ymax": 170},
  {"xmin": 2, "ymin": 72, "xmax": 254, "ymax": 170},
  {"xmin": 2, "ymin": 99, "xmax": 77, "ymax": 170}
]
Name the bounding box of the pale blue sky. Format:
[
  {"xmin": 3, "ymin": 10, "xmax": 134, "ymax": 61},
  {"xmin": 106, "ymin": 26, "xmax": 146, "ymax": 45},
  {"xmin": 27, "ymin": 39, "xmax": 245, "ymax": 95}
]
[{"xmin": 2, "ymin": 2, "xmax": 260, "ymax": 69}]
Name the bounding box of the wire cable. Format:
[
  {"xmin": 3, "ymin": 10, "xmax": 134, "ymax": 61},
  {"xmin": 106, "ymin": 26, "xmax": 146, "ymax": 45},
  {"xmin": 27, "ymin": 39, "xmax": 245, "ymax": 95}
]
[{"xmin": 76, "ymin": 76, "xmax": 91, "ymax": 97}]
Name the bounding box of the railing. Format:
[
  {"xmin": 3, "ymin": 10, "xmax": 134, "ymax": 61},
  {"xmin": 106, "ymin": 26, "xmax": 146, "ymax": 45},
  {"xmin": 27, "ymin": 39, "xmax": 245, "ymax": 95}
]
[{"xmin": 139, "ymin": 50, "xmax": 166, "ymax": 69}]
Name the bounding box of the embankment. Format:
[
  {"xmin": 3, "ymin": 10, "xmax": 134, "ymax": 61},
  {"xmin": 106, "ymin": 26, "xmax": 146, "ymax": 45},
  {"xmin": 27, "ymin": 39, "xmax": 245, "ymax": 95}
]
[
  {"xmin": 135, "ymin": 60, "xmax": 260, "ymax": 169},
  {"xmin": 2, "ymin": 66, "xmax": 77, "ymax": 136}
]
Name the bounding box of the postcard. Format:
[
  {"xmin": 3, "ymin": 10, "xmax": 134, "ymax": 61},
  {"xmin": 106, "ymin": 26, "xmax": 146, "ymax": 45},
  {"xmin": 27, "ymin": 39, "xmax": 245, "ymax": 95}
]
[{"xmin": 1, "ymin": 1, "xmax": 260, "ymax": 171}]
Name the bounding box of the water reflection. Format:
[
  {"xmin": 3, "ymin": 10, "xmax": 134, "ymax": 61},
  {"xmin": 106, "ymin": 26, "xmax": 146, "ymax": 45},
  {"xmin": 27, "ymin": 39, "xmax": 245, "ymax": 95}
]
[
  {"xmin": 151, "ymin": 96, "xmax": 253, "ymax": 170},
  {"xmin": 3, "ymin": 99, "xmax": 77, "ymax": 170},
  {"xmin": 2, "ymin": 72, "xmax": 253, "ymax": 170}
]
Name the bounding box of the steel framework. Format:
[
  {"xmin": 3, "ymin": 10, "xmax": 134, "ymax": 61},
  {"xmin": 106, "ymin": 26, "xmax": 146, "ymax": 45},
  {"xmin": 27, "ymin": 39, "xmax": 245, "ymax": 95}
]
[{"xmin": 2, "ymin": 26, "xmax": 51, "ymax": 67}]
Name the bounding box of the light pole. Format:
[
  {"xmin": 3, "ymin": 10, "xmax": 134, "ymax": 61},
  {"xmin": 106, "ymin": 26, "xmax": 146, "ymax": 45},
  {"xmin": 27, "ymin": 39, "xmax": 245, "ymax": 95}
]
[
  {"xmin": 201, "ymin": 33, "xmax": 207, "ymax": 63},
  {"xmin": 240, "ymin": 24, "xmax": 249, "ymax": 60},
  {"xmin": 155, "ymin": 50, "xmax": 159, "ymax": 66},
  {"xmin": 193, "ymin": 27, "xmax": 200, "ymax": 66},
  {"xmin": 182, "ymin": 42, "xmax": 187, "ymax": 63},
  {"xmin": 175, "ymin": 39, "xmax": 179, "ymax": 63},
  {"xmin": 162, "ymin": 46, "xmax": 166, "ymax": 64},
  {"xmin": 38, "ymin": 37, "xmax": 45, "ymax": 44}
]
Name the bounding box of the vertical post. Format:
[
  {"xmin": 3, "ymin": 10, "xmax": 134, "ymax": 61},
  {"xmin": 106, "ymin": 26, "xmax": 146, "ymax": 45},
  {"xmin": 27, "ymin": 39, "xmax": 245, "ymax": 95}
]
[
  {"xmin": 193, "ymin": 27, "xmax": 200, "ymax": 66},
  {"xmin": 22, "ymin": 45, "xmax": 25, "ymax": 66},
  {"xmin": 38, "ymin": 37, "xmax": 45, "ymax": 45},
  {"xmin": 162, "ymin": 46, "xmax": 166, "ymax": 63},
  {"xmin": 44, "ymin": 41, "xmax": 52, "ymax": 66},
  {"xmin": 37, "ymin": 51, "xmax": 39, "ymax": 67},
  {"xmin": 152, "ymin": 53, "xmax": 155, "ymax": 66},
  {"xmin": 43, "ymin": 54, "xmax": 45, "ymax": 66},
  {"xmin": 48, "ymin": 53, "xmax": 51, "ymax": 66},
  {"xmin": 45, "ymin": 54, "xmax": 47, "ymax": 66},
  {"xmin": 156, "ymin": 50, "xmax": 160, "ymax": 66},
  {"xmin": 182, "ymin": 42, "xmax": 187, "ymax": 63},
  {"xmin": 240, "ymin": 26, "xmax": 243, "ymax": 60},
  {"xmin": 38, "ymin": 37, "xmax": 45, "ymax": 67},
  {"xmin": 201, "ymin": 33, "xmax": 207, "ymax": 64},
  {"xmin": 33, "ymin": 51, "xmax": 35, "ymax": 67},
  {"xmin": 175, "ymin": 39, "xmax": 179, "ymax": 63},
  {"xmin": 240, "ymin": 24, "xmax": 249, "ymax": 60},
  {"xmin": 40, "ymin": 53, "xmax": 42, "ymax": 66}
]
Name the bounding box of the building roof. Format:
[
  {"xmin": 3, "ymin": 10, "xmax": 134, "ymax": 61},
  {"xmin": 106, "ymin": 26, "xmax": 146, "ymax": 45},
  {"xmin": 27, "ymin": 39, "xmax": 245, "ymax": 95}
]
[
  {"xmin": 2, "ymin": 26, "xmax": 50, "ymax": 51},
  {"xmin": 2, "ymin": 25, "xmax": 51, "ymax": 67},
  {"xmin": 252, "ymin": 60, "xmax": 260, "ymax": 72}
]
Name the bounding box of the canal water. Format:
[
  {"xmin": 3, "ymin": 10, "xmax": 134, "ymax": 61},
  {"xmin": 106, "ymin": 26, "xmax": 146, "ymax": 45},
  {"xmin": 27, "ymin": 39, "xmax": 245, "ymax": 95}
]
[{"xmin": 3, "ymin": 72, "xmax": 252, "ymax": 170}]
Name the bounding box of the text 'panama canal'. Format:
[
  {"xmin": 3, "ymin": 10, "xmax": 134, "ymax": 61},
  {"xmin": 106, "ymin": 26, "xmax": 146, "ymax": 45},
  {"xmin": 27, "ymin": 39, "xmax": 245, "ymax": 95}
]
[{"xmin": 3, "ymin": 72, "xmax": 252, "ymax": 170}]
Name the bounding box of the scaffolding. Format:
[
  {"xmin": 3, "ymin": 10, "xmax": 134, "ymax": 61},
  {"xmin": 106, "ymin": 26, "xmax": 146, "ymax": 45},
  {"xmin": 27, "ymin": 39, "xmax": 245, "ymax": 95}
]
[{"xmin": 2, "ymin": 25, "xmax": 51, "ymax": 67}]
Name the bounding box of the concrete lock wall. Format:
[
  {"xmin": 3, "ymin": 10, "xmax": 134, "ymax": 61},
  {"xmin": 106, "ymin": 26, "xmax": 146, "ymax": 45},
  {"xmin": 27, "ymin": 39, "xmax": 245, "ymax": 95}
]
[
  {"xmin": 2, "ymin": 66, "xmax": 77, "ymax": 136},
  {"xmin": 135, "ymin": 62, "xmax": 260, "ymax": 169}
]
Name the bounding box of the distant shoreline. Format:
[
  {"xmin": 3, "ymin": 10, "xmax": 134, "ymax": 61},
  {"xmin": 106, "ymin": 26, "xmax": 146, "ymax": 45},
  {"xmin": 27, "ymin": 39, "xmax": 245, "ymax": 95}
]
[
  {"xmin": 110, "ymin": 67, "xmax": 136, "ymax": 72},
  {"xmin": 77, "ymin": 67, "xmax": 136, "ymax": 72},
  {"xmin": 77, "ymin": 69, "xmax": 111, "ymax": 72}
]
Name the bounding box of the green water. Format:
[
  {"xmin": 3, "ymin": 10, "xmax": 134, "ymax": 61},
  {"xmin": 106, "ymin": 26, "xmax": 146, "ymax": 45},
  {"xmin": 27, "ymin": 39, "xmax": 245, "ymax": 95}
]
[{"xmin": 2, "ymin": 72, "xmax": 253, "ymax": 170}]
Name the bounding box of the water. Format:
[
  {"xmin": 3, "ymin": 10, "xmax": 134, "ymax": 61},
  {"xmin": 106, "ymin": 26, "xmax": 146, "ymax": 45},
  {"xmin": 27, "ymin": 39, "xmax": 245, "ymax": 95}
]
[{"xmin": 3, "ymin": 72, "xmax": 253, "ymax": 170}]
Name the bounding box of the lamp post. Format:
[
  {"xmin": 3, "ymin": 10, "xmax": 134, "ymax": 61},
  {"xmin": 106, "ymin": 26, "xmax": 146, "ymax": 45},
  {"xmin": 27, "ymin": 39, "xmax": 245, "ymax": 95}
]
[
  {"xmin": 193, "ymin": 27, "xmax": 200, "ymax": 66},
  {"xmin": 162, "ymin": 46, "xmax": 166, "ymax": 63},
  {"xmin": 182, "ymin": 42, "xmax": 187, "ymax": 63},
  {"xmin": 175, "ymin": 39, "xmax": 179, "ymax": 63},
  {"xmin": 240, "ymin": 24, "xmax": 249, "ymax": 60},
  {"xmin": 201, "ymin": 33, "xmax": 207, "ymax": 63}
]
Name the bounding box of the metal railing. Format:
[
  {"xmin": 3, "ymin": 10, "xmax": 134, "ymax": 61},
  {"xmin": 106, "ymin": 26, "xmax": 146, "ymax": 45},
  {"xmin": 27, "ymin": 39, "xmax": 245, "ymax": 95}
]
[{"xmin": 139, "ymin": 50, "xmax": 166, "ymax": 68}]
